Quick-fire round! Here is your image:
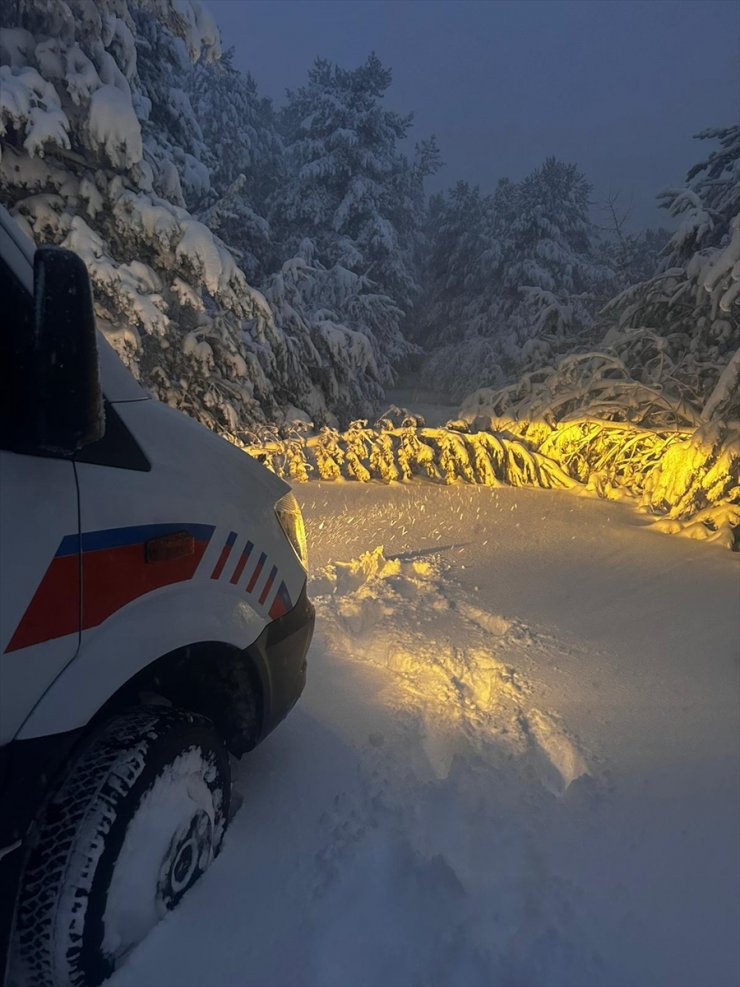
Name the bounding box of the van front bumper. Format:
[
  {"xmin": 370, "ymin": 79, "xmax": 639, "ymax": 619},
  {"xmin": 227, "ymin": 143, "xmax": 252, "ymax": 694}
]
[{"xmin": 250, "ymin": 581, "xmax": 314, "ymax": 742}]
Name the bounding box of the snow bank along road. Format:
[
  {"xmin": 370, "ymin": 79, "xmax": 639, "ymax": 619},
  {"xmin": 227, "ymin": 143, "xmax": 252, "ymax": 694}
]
[{"xmin": 112, "ymin": 482, "xmax": 739, "ymax": 987}]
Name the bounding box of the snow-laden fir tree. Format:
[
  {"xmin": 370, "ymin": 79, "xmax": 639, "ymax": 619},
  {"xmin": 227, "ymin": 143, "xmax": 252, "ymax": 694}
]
[
  {"xmin": 412, "ymin": 160, "xmax": 612, "ymax": 398},
  {"xmin": 127, "ymin": 0, "xmax": 216, "ymax": 209},
  {"xmin": 0, "ymin": 0, "xmax": 288, "ymax": 434},
  {"xmin": 272, "ymin": 54, "xmax": 436, "ymax": 384},
  {"xmin": 189, "ymin": 48, "xmax": 282, "ymax": 283},
  {"xmin": 462, "ymin": 128, "xmax": 740, "ymax": 430},
  {"xmin": 407, "ymin": 181, "xmax": 506, "ymax": 393},
  {"xmin": 261, "ymin": 239, "xmax": 393, "ymax": 423},
  {"xmin": 607, "ymin": 125, "xmax": 740, "ymax": 423},
  {"xmin": 496, "ymin": 158, "xmax": 613, "ymax": 368},
  {"xmin": 187, "ymin": 49, "xmax": 443, "ymax": 425},
  {"xmin": 458, "ymin": 128, "xmax": 739, "ymax": 548},
  {"xmin": 410, "ymin": 182, "xmax": 501, "ymax": 348}
]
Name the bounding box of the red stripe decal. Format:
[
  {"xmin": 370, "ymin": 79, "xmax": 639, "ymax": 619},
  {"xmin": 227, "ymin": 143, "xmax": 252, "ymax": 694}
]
[
  {"xmin": 5, "ymin": 523, "xmax": 215, "ymax": 653},
  {"xmin": 269, "ymin": 582, "xmax": 293, "ymax": 620},
  {"xmin": 80, "ymin": 539, "xmax": 210, "ymax": 631},
  {"xmin": 246, "ymin": 553, "xmax": 266, "ymax": 594},
  {"xmin": 5, "ymin": 554, "xmax": 80, "ymax": 653},
  {"xmin": 229, "ymin": 540, "xmax": 253, "ymax": 585},
  {"xmin": 259, "ymin": 565, "xmax": 278, "ymax": 606},
  {"xmin": 211, "ymin": 532, "xmax": 237, "ymax": 580}
]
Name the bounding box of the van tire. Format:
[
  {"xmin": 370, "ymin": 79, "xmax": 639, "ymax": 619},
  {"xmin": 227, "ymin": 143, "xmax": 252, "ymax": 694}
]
[{"xmin": 10, "ymin": 706, "xmax": 230, "ymax": 987}]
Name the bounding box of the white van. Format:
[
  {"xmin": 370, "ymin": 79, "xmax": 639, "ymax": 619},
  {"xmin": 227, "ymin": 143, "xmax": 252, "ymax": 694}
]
[{"xmin": 0, "ymin": 205, "xmax": 314, "ymax": 986}]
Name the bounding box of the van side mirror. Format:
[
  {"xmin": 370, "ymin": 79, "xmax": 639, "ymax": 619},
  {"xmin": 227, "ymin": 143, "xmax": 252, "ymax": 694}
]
[{"xmin": 31, "ymin": 246, "xmax": 104, "ymax": 454}]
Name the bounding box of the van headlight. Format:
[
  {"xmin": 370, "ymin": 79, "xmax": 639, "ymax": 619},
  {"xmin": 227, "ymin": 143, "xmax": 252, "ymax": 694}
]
[{"xmin": 275, "ymin": 493, "xmax": 308, "ymax": 569}]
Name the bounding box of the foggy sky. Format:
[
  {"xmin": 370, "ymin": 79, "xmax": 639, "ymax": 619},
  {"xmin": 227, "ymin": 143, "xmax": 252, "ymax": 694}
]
[{"xmin": 207, "ymin": 0, "xmax": 739, "ymax": 230}]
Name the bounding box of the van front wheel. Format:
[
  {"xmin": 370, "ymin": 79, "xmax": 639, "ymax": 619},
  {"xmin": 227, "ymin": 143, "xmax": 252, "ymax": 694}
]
[{"xmin": 11, "ymin": 706, "xmax": 230, "ymax": 987}]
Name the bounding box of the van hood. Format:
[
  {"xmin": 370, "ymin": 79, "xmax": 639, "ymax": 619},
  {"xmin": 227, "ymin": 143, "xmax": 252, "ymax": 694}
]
[{"xmin": 114, "ymin": 397, "xmax": 290, "ymax": 503}]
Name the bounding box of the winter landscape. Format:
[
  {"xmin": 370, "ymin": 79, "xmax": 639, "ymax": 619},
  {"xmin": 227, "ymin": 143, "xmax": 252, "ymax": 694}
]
[{"xmin": 1, "ymin": 0, "xmax": 738, "ymax": 984}]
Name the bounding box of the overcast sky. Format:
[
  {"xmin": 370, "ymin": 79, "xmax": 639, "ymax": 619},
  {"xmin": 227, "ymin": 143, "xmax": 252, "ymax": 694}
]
[{"xmin": 207, "ymin": 0, "xmax": 739, "ymax": 230}]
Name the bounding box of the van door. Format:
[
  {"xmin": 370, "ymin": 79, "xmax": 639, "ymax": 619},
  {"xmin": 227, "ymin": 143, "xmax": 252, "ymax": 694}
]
[{"xmin": 0, "ymin": 254, "xmax": 80, "ymax": 743}]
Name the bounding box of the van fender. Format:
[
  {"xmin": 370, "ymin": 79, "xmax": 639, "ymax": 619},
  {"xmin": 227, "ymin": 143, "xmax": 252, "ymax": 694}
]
[{"xmin": 15, "ymin": 582, "xmax": 265, "ymax": 740}]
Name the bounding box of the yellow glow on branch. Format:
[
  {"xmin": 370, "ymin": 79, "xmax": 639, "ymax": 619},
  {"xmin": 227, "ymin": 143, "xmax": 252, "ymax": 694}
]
[{"xmin": 245, "ymin": 417, "xmax": 740, "ymax": 550}]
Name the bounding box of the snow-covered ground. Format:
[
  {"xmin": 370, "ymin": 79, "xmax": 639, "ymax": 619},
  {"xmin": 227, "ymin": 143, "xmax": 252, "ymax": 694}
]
[{"xmin": 112, "ymin": 481, "xmax": 739, "ymax": 987}]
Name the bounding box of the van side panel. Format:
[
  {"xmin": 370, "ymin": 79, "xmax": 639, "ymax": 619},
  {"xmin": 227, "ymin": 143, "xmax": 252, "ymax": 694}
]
[
  {"xmin": 0, "ymin": 453, "xmax": 80, "ymax": 744},
  {"xmin": 16, "ymin": 398, "xmax": 305, "ymax": 741},
  {"xmin": 15, "ymin": 580, "xmax": 266, "ymax": 738}
]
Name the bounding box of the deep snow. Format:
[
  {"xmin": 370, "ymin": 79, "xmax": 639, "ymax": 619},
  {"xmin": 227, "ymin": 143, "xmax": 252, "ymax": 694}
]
[{"xmin": 111, "ymin": 481, "xmax": 739, "ymax": 987}]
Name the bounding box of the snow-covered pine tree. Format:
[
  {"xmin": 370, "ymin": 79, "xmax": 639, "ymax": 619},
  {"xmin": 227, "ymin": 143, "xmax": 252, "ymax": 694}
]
[
  {"xmin": 406, "ymin": 181, "xmax": 506, "ymax": 395},
  {"xmin": 127, "ymin": 0, "xmax": 218, "ymax": 209},
  {"xmin": 0, "ymin": 0, "xmax": 290, "ymax": 435},
  {"xmin": 497, "ymin": 157, "xmax": 613, "ymax": 369},
  {"xmin": 390, "ymin": 133, "xmax": 442, "ymax": 317},
  {"xmin": 189, "ymin": 48, "xmax": 282, "ymax": 283},
  {"xmin": 608, "ymin": 125, "xmax": 740, "ymax": 422},
  {"xmin": 412, "ymin": 160, "xmax": 612, "ymax": 398},
  {"xmin": 410, "ymin": 181, "xmax": 501, "ymax": 347},
  {"xmin": 461, "ymin": 129, "xmax": 740, "ymax": 430},
  {"xmin": 459, "ymin": 128, "xmax": 739, "ymax": 550},
  {"xmin": 272, "ymin": 54, "xmax": 430, "ymax": 383},
  {"xmin": 182, "ymin": 49, "xmax": 431, "ymax": 427}
]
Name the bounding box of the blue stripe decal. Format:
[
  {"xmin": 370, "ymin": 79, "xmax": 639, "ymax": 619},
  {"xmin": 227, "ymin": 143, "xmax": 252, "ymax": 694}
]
[
  {"xmin": 55, "ymin": 524, "xmax": 215, "ymax": 557},
  {"xmin": 56, "ymin": 534, "xmax": 80, "ymax": 557},
  {"xmin": 225, "ymin": 531, "xmax": 238, "ymax": 548}
]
